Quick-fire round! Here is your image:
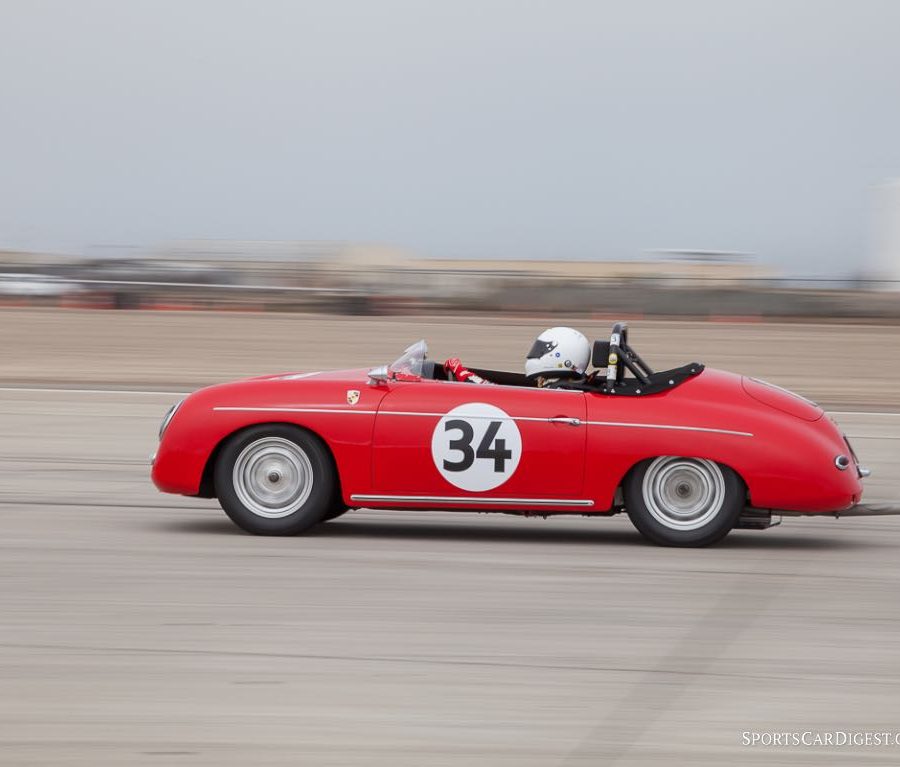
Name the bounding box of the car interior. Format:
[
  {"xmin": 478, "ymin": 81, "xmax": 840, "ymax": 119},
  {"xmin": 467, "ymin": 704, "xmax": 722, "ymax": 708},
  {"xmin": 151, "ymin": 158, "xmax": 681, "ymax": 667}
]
[{"xmin": 420, "ymin": 322, "xmax": 704, "ymax": 396}]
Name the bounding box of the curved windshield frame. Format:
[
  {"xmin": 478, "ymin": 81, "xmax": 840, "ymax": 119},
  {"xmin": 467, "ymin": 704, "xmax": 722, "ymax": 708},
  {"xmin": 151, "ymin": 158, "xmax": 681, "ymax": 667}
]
[{"xmin": 388, "ymin": 339, "xmax": 428, "ymax": 378}]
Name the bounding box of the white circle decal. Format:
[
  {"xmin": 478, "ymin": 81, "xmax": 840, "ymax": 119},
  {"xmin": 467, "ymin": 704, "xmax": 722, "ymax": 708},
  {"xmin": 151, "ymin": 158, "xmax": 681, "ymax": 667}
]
[{"xmin": 431, "ymin": 403, "xmax": 522, "ymax": 491}]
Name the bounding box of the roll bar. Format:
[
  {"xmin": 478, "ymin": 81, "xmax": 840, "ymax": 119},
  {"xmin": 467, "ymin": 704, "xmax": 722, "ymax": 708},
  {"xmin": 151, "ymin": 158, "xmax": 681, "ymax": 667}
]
[{"xmin": 597, "ymin": 322, "xmax": 655, "ymax": 392}]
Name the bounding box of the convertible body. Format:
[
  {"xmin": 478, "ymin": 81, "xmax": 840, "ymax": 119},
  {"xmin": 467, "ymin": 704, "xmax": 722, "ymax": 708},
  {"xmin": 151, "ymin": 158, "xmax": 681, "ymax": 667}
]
[{"xmin": 152, "ymin": 338, "xmax": 865, "ymax": 542}]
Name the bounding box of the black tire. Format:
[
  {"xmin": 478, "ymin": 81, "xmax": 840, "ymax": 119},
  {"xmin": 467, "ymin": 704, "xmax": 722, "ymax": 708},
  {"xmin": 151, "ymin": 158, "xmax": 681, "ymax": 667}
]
[
  {"xmin": 624, "ymin": 456, "xmax": 744, "ymax": 547},
  {"xmin": 214, "ymin": 424, "xmax": 336, "ymax": 535},
  {"xmin": 321, "ymin": 496, "xmax": 352, "ymax": 522}
]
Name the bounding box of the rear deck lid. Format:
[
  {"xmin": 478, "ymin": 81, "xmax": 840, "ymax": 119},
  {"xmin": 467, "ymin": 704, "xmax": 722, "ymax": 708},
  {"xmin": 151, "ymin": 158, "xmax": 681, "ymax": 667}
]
[{"xmin": 742, "ymin": 377, "xmax": 823, "ymax": 421}]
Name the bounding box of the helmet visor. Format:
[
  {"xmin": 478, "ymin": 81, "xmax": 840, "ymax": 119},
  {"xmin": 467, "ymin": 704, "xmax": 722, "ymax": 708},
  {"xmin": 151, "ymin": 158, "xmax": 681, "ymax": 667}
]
[{"xmin": 527, "ymin": 338, "xmax": 558, "ymax": 359}]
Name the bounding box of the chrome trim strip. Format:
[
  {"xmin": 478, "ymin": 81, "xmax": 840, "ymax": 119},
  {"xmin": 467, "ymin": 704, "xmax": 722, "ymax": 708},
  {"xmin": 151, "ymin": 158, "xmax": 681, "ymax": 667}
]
[
  {"xmin": 214, "ymin": 407, "xmax": 378, "ymax": 415},
  {"xmin": 350, "ymin": 494, "xmax": 594, "ymax": 507},
  {"xmin": 386, "ymin": 410, "xmax": 554, "ymax": 422},
  {"xmin": 212, "ymin": 407, "xmax": 752, "ymax": 436},
  {"xmin": 213, "ymin": 407, "xmax": 563, "ymax": 423},
  {"xmin": 586, "ymin": 420, "xmax": 753, "ymax": 437}
]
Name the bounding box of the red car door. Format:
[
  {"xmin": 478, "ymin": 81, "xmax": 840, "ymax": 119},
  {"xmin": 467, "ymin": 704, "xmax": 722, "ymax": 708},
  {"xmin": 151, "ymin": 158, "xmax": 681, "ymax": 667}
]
[{"xmin": 370, "ymin": 380, "xmax": 588, "ymax": 503}]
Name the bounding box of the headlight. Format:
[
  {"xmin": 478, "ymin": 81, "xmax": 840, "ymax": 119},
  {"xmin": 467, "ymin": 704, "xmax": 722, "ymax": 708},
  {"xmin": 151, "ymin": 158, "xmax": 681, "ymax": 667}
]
[{"xmin": 159, "ymin": 400, "xmax": 183, "ymax": 440}]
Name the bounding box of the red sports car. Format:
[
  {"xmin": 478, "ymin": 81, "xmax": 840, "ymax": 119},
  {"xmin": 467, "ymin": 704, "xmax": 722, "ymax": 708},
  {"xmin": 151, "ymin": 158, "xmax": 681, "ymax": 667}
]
[{"xmin": 151, "ymin": 323, "xmax": 872, "ymax": 546}]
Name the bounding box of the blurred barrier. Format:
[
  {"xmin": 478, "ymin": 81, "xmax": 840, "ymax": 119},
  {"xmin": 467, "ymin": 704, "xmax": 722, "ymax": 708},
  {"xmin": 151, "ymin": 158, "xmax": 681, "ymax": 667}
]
[{"xmin": 1, "ymin": 251, "xmax": 899, "ymax": 319}]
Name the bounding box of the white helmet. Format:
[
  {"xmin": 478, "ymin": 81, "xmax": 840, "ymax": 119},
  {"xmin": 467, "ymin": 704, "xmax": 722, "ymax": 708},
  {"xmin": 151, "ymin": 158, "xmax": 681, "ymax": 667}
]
[{"xmin": 525, "ymin": 327, "xmax": 590, "ymax": 379}]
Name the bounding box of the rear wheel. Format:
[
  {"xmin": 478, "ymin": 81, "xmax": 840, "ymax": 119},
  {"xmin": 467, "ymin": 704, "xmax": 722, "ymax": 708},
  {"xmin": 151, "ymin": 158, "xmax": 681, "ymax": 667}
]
[
  {"xmin": 624, "ymin": 456, "xmax": 744, "ymax": 547},
  {"xmin": 215, "ymin": 425, "xmax": 335, "ymax": 535}
]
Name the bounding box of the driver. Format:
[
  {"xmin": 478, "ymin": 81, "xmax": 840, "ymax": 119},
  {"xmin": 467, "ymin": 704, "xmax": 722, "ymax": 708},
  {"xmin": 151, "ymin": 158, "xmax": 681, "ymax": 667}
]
[
  {"xmin": 525, "ymin": 326, "xmax": 590, "ymax": 388},
  {"xmin": 443, "ymin": 326, "xmax": 591, "ymax": 388}
]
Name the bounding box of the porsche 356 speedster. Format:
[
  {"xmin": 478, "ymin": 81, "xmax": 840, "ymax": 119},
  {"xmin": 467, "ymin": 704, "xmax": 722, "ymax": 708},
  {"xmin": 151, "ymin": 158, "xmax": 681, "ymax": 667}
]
[{"xmin": 151, "ymin": 322, "xmax": 871, "ymax": 546}]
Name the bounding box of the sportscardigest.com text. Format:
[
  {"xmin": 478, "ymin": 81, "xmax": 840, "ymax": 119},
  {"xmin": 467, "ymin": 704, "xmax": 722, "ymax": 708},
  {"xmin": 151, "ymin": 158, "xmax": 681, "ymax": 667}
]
[{"xmin": 742, "ymin": 731, "xmax": 900, "ymax": 747}]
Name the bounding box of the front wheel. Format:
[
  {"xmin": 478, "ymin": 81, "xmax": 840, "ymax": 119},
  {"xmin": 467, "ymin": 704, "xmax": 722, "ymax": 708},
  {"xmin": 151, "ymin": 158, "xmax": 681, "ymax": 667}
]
[
  {"xmin": 624, "ymin": 457, "xmax": 744, "ymax": 547},
  {"xmin": 321, "ymin": 501, "xmax": 352, "ymax": 522},
  {"xmin": 214, "ymin": 425, "xmax": 336, "ymax": 535}
]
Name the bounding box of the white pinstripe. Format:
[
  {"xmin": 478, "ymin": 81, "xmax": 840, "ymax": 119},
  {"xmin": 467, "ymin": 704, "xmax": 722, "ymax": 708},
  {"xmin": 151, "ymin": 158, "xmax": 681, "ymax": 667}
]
[{"xmin": 212, "ymin": 406, "xmax": 753, "ymax": 436}]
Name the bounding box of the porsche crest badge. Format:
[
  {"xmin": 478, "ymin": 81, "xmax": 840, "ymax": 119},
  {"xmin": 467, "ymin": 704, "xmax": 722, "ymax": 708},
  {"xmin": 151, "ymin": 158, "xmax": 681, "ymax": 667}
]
[{"xmin": 346, "ymin": 389, "xmax": 360, "ymax": 406}]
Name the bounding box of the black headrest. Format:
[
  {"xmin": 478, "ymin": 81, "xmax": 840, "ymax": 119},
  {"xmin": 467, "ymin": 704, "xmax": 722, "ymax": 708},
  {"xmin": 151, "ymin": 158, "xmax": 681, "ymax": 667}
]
[{"xmin": 592, "ymin": 340, "xmax": 610, "ymax": 368}]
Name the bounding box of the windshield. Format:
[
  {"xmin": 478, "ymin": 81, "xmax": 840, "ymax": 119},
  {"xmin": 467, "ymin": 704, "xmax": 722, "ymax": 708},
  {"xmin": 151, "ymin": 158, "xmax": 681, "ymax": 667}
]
[{"xmin": 388, "ymin": 339, "xmax": 428, "ymax": 379}]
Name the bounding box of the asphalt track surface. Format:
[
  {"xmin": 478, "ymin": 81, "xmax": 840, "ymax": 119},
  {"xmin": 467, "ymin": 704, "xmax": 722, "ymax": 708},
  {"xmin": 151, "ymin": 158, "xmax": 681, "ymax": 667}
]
[{"xmin": 2, "ymin": 311, "xmax": 900, "ymax": 765}]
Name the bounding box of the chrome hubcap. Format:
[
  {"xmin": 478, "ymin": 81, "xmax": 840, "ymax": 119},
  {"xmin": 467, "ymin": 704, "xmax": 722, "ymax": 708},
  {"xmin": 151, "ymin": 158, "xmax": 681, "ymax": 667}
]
[
  {"xmin": 233, "ymin": 437, "xmax": 314, "ymax": 519},
  {"xmin": 642, "ymin": 457, "xmax": 725, "ymax": 531}
]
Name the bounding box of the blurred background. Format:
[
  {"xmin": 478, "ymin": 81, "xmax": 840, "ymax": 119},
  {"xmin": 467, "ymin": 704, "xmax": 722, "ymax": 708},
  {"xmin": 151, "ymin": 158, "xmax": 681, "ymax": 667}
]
[
  {"xmin": 2, "ymin": 2, "xmax": 900, "ymax": 765},
  {"xmin": 1, "ymin": 0, "xmax": 899, "ymax": 318}
]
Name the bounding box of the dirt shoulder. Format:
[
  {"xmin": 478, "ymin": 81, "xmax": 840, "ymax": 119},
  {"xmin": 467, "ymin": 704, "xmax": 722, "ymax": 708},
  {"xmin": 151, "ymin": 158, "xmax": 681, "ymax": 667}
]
[{"xmin": 3, "ymin": 308, "xmax": 898, "ymax": 408}]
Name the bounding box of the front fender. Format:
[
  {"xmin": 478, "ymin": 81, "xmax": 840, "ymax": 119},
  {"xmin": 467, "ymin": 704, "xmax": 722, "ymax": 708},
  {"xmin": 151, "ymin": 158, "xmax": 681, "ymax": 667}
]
[{"xmin": 151, "ymin": 377, "xmax": 385, "ymax": 498}]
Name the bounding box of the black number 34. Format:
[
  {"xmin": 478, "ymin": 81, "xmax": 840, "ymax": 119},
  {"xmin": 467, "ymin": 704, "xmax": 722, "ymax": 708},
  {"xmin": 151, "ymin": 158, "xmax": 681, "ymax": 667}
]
[{"xmin": 443, "ymin": 419, "xmax": 512, "ymax": 473}]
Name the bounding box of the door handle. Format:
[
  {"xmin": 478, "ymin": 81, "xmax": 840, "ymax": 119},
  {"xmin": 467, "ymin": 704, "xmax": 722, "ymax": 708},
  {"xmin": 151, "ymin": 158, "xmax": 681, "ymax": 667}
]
[{"xmin": 549, "ymin": 416, "xmax": 582, "ymax": 426}]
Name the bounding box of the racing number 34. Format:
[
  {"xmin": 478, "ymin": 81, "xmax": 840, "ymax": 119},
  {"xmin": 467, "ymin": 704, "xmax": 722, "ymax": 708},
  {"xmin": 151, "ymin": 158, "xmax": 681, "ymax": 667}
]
[
  {"xmin": 430, "ymin": 403, "xmax": 523, "ymax": 492},
  {"xmin": 443, "ymin": 419, "xmax": 512, "ymax": 473}
]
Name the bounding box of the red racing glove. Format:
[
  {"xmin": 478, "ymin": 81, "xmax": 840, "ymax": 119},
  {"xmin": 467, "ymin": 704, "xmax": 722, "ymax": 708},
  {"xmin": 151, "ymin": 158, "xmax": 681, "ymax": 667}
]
[{"xmin": 444, "ymin": 358, "xmax": 492, "ymax": 384}]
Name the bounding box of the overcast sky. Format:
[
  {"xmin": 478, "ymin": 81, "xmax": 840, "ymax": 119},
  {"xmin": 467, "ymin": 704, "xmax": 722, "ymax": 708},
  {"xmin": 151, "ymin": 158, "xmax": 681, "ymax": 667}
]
[{"xmin": 1, "ymin": 0, "xmax": 898, "ymax": 274}]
